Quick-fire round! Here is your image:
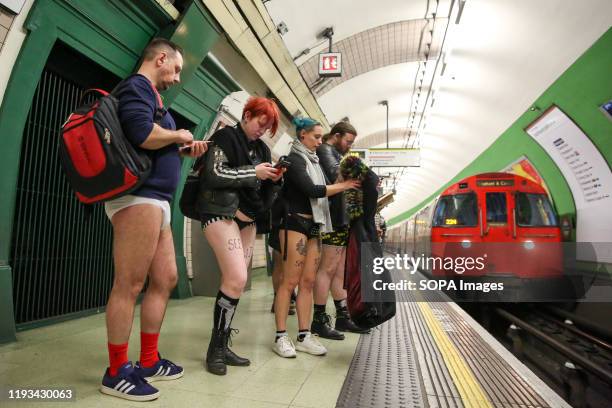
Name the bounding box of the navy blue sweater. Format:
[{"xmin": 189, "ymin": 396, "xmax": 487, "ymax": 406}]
[{"xmin": 116, "ymin": 74, "xmax": 179, "ymax": 202}]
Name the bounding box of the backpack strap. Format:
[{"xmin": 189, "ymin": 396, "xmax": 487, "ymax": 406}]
[
  {"xmin": 79, "ymin": 89, "xmax": 109, "ymax": 105},
  {"xmin": 148, "ymin": 83, "xmax": 165, "ymax": 125}
]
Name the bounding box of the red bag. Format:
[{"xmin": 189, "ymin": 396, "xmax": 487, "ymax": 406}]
[{"xmin": 60, "ymin": 82, "xmax": 162, "ymax": 204}]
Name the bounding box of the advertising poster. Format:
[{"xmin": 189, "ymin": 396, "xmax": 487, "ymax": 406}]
[
  {"xmin": 502, "ymin": 156, "xmax": 551, "ymax": 199},
  {"xmin": 525, "ymin": 106, "xmax": 612, "ymax": 261}
]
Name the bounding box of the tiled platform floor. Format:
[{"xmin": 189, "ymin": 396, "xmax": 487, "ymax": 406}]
[{"xmin": 0, "ymin": 269, "xmax": 360, "ymax": 407}]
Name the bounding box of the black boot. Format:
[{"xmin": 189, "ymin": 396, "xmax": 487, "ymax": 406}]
[
  {"xmin": 205, "ymin": 328, "xmax": 227, "ymax": 375},
  {"xmin": 224, "ymin": 328, "xmax": 250, "ymax": 366},
  {"xmin": 335, "ymin": 313, "xmax": 371, "ymax": 334},
  {"xmin": 311, "ymin": 313, "xmax": 345, "ymax": 340},
  {"xmin": 288, "ymin": 295, "xmax": 297, "ymax": 316},
  {"xmin": 271, "ymin": 295, "xmax": 296, "ymax": 315}
]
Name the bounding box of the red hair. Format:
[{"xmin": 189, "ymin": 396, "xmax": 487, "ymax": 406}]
[{"xmin": 242, "ymin": 97, "xmax": 280, "ymax": 135}]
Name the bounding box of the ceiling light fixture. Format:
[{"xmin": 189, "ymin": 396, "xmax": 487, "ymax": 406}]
[
  {"xmin": 318, "ymin": 27, "xmax": 335, "ymax": 52},
  {"xmin": 379, "ymin": 100, "xmax": 389, "ymax": 148}
]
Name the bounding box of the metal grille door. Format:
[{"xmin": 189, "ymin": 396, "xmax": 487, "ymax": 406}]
[{"xmin": 9, "ymin": 68, "xmax": 114, "ymax": 328}]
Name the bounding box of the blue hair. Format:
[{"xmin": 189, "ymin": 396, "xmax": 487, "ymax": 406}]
[{"xmin": 293, "ymin": 117, "xmax": 320, "ymax": 138}]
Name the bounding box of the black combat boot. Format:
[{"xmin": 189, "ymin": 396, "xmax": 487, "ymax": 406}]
[
  {"xmin": 205, "ymin": 328, "xmax": 227, "ymax": 375},
  {"xmin": 335, "ymin": 309, "xmax": 371, "ymax": 334},
  {"xmin": 224, "ymin": 328, "xmax": 250, "ymax": 366},
  {"xmin": 311, "ymin": 313, "xmax": 345, "ymax": 340}
]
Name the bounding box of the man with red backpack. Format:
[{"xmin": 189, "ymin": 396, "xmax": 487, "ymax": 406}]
[{"xmin": 100, "ymin": 38, "xmax": 207, "ymax": 402}]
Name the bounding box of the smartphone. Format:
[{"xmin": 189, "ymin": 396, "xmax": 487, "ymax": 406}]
[
  {"xmin": 181, "ymin": 140, "xmax": 213, "ymax": 154},
  {"xmin": 274, "ymin": 156, "xmax": 291, "ymax": 169}
]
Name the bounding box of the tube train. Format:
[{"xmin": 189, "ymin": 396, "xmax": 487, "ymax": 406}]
[{"xmin": 384, "ymin": 173, "xmax": 573, "ymax": 301}]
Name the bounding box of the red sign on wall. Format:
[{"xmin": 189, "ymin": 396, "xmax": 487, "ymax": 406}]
[{"xmin": 318, "ymin": 52, "xmax": 342, "ymax": 77}]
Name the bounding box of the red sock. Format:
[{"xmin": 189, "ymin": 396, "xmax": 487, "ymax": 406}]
[
  {"xmin": 108, "ymin": 342, "xmax": 129, "ymax": 377},
  {"xmin": 140, "ymin": 332, "xmax": 160, "ymax": 368}
]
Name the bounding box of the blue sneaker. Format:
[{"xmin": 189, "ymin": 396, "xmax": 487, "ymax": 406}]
[
  {"xmin": 100, "ymin": 362, "xmax": 159, "ymax": 402},
  {"xmin": 135, "ymin": 354, "xmax": 184, "ymax": 382}
]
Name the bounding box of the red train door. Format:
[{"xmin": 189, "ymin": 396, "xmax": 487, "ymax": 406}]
[{"xmin": 483, "ymin": 191, "xmax": 512, "ymax": 241}]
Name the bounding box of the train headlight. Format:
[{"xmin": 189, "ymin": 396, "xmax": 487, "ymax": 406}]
[
  {"xmin": 523, "ymin": 240, "xmax": 535, "ymax": 250},
  {"xmin": 461, "ymin": 240, "xmax": 471, "ymax": 249}
]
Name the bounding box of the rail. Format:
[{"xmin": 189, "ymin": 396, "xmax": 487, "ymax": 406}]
[{"xmin": 495, "ymin": 308, "xmax": 612, "ymax": 385}]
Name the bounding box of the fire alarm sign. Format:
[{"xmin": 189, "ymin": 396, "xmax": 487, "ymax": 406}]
[{"xmin": 318, "ymin": 52, "xmax": 342, "ymax": 77}]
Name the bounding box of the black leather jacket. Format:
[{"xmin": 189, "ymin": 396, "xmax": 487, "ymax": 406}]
[
  {"xmin": 196, "ymin": 126, "xmax": 281, "ymax": 233},
  {"xmin": 197, "ymin": 145, "xmax": 259, "ymax": 216},
  {"xmin": 316, "ymin": 143, "xmax": 348, "ymax": 227}
]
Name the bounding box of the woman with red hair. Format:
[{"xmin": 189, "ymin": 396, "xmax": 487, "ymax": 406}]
[{"xmin": 197, "ymin": 97, "xmax": 284, "ymax": 375}]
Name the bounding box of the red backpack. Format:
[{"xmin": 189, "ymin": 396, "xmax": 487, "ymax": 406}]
[{"xmin": 59, "ymin": 80, "xmax": 163, "ymax": 204}]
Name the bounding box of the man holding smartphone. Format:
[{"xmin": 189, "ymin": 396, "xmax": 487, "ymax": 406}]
[{"xmin": 100, "ymin": 38, "xmax": 208, "ymax": 401}]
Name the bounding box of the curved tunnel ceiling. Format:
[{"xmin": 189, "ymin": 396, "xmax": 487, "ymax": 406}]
[
  {"xmin": 265, "ymin": 0, "xmax": 612, "ymax": 221},
  {"xmin": 353, "ymin": 128, "xmax": 417, "ymax": 149},
  {"xmin": 298, "ymin": 19, "xmax": 447, "ymax": 97}
]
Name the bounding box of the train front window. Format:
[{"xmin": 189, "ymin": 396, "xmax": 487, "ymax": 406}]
[
  {"xmin": 516, "ymin": 193, "xmax": 558, "ymax": 226},
  {"xmin": 432, "ymin": 193, "xmax": 477, "ymax": 227},
  {"xmin": 486, "ymin": 192, "xmax": 507, "ymax": 224}
]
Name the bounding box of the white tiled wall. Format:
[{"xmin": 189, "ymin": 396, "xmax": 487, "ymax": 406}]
[
  {"xmin": 0, "ymin": 7, "xmax": 15, "ymax": 52},
  {"xmin": 251, "ymin": 235, "xmax": 266, "ymax": 269}
]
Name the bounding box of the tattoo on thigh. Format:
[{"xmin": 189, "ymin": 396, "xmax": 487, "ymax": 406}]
[
  {"xmin": 296, "ymin": 238, "xmax": 307, "ymax": 256},
  {"xmin": 244, "ymin": 246, "xmax": 253, "ymax": 260},
  {"xmin": 295, "ymin": 260, "xmax": 305, "ymax": 268},
  {"xmin": 335, "ymin": 247, "xmax": 343, "ymax": 254},
  {"xmin": 227, "ymin": 238, "xmax": 243, "ymax": 251}
]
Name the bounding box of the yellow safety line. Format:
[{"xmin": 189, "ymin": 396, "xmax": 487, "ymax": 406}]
[{"xmin": 417, "ymin": 302, "xmax": 493, "ymax": 408}]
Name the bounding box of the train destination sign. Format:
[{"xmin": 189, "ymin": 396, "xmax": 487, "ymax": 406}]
[
  {"xmin": 475, "ymin": 179, "xmax": 514, "ymax": 187},
  {"xmin": 347, "ymin": 148, "xmax": 420, "ymax": 167}
]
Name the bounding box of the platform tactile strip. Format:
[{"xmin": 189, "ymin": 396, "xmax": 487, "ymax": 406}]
[
  {"xmin": 336, "ymin": 301, "xmax": 426, "ymax": 408},
  {"xmin": 336, "ymin": 268, "xmax": 553, "ymax": 408}
]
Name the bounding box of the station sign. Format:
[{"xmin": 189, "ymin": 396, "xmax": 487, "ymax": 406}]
[
  {"xmin": 346, "ymin": 148, "xmax": 420, "ymax": 167},
  {"xmin": 366, "ymin": 148, "xmax": 420, "ymax": 167},
  {"xmin": 318, "ymin": 52, "xmax": 342, "ymax": 77}
]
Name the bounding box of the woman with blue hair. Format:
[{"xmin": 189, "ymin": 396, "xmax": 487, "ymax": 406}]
[{"xmin": 272, "ymin": 117, "xmax": 360, "ymax": 358}]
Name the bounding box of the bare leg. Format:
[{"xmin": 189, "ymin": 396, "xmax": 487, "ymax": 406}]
[
  {"xmin": 240, "ymin": 224, "xmax": 256, "ymax": 269},
  {"xmin": 314, "ymin": 245, "xmax": 342, "ymax": 305},
  {"xmin": 204, "ymin": 220, "xmax": 248, "ymax": 298},
  {"xmin": 275, "ymin": 230, "xmax": 307, "ymax": 331},
  {"xmin": 330, "ymin": 247, "xmax": 347, "ymax": 301},
  {"xmin": 203, "ymin": 220, "xmax": 251, "ymax": 374},
  {"xmin": 106, "ymin": 205, "xmax": 162, "ymax": 344},
  {"xmin": 140, "ymin": 228, "xmax": 178, "ymax": 333},
  {"xmin": 271, "ymin": 250, "xmax": 282, "ymax": 294},
  {"xmin": 296, "ymin": 238, "xmax": 321, "ymax": 330}
]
